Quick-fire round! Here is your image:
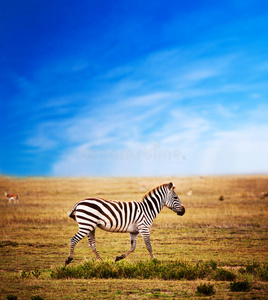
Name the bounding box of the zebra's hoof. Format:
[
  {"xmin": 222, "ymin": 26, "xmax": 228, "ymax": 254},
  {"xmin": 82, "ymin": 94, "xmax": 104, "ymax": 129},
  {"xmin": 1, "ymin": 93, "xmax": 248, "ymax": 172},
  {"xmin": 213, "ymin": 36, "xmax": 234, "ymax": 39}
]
[
  {"xmin": 115, "ymin": 255, "xmax": 124, "ymax": 262},
  {"xmin": 65, "ymin": 257, "xmax": 73, "ymax": 266}
]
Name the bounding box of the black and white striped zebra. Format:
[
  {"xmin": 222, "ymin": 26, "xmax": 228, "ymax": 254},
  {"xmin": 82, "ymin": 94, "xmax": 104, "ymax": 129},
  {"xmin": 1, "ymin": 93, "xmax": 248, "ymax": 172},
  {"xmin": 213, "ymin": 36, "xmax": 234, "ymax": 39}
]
[{"xmin": 65, "ymin": 182, "xmax": 185, "ymax": 265}]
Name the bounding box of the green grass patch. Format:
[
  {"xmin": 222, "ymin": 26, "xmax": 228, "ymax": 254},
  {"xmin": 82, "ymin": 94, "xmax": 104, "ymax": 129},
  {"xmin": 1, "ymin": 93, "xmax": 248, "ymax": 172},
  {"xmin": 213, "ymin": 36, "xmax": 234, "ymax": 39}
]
[
  {"xmin": 31, "ymin": 297, "xmax": 45, "ymax": 300},
  {"xmin": 258, "ymin": 263, "xmax": 268, "ymax": 281},
  {"xmin": 51, "ymin": 259, "xmax": 228, "ymax": 280},
  {"xmin": 239, "ymin": 262, "xmax": 268, "ymax": 281},
  {"xmin": 213, "ymin": 267, "xmax": 236, "ymax": 281},
  {"xmin": 7, "ymin": 296, "xmax": 18, "ymax": 300},
  {"xmin": 229, "ymin": 280, "xmax": 251, "ymax": 292},
  {"xmin": 50, "ymin": 259, "xmax": 268, "ymax": 283},
  {"xmin": 196, "ymin": 283, "xmax": 215, "ymax": 296}
]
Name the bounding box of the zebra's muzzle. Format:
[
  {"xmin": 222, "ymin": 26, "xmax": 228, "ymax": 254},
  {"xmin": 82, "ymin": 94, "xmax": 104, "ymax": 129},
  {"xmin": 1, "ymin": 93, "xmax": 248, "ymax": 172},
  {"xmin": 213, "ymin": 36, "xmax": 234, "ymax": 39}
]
[{"xmin": 177, "ymin": 206, "xmax": 185, "ymax": 216}]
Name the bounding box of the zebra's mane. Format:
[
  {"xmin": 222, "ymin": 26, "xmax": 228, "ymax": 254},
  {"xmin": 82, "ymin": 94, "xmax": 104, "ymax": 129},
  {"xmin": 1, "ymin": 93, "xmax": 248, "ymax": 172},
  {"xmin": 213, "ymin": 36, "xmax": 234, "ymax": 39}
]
[{"xmin": 141, "ymin": 183, "xmax": 169, "ymax": 202}]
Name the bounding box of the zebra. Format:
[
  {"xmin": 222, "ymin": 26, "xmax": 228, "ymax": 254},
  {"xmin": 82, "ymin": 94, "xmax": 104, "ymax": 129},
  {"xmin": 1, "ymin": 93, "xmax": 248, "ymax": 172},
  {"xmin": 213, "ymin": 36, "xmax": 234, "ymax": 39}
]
[{"xmin": 65, "ymin": 182, "xmax": 185, "ymax": 265}]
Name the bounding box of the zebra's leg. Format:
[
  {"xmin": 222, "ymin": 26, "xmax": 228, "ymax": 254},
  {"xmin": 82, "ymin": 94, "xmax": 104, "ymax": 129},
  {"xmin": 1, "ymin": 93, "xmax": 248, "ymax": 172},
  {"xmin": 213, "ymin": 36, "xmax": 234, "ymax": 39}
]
[
  {"xmin": 65, "ymin": 229, "xmax": 88, "ymax": 266},
  {"xmin": 140, "ymin": 229, "xmax": 155, "ymax": 259},
  {"xmin": 115, "ymin": 232, "xmax": 138, "ymax": 262},
  {"xmin": 88, "ymin": 229, "xmax": 102, "ymax": 261}
]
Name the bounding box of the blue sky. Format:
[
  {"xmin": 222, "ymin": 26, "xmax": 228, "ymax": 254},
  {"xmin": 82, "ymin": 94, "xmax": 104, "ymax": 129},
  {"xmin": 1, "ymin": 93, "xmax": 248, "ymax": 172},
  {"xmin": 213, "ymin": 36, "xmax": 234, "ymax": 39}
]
[{"xmin": 1, "ymin": 0, "xmax": 268, "ymax": 177}]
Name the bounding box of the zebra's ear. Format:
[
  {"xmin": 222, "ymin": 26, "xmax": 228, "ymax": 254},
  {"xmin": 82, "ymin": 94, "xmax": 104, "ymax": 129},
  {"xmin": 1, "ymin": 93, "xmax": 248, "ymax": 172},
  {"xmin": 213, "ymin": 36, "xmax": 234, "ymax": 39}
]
[{"xmin": 168, "ymin": 182, "xmax": 174, "ymax": 190}]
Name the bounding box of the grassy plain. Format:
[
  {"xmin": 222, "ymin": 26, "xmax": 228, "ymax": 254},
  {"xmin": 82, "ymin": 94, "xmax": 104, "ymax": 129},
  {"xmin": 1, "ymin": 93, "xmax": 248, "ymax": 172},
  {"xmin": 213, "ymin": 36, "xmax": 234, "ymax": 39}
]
[{"xmin": 0, "ymin": 175, "xmax": 267, "ymax": 299}]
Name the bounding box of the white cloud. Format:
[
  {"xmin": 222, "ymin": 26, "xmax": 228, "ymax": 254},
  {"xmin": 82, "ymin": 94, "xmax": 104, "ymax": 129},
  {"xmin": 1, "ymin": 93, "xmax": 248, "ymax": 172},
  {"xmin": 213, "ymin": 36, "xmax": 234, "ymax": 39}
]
[
  {"xmin": 199, "ymin": 125, "xmax": 268, "ymax": 174},
  {"xmin": 21, "ymin": 42, "xmax": 268, "ymax": 176},
  {"xmin": 213, "ymin": 103, "xmax": 235, "ymax": 118},
  {"xmin": 24, "ymin": 121, "xmax": 61, "ymax": 151},
  {"xmin": 51, "ymin": 98, "xmax": 268, "ymax": 176},
  {"xmin": 183, "ymin": 69, "xmax": 219, "ymax": 81}
]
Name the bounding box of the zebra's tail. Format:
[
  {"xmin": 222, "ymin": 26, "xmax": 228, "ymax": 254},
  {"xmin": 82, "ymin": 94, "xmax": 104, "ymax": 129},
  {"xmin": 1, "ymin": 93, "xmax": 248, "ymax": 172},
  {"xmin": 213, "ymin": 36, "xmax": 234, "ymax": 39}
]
[
  {"xmin": 68, "ymin": 210, "xmax": 76, "ymax": 220},
  {"xmin": 68, "ymin": 203, "xmax": 79, "ymax": 221}
]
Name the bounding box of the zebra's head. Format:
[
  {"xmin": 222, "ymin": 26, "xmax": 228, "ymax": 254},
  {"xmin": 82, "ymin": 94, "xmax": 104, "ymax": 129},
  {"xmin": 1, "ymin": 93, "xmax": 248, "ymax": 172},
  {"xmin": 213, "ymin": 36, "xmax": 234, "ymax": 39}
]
[{"xmin": 165, "ymin": 182, "xmax": 185, "ymax": 216}]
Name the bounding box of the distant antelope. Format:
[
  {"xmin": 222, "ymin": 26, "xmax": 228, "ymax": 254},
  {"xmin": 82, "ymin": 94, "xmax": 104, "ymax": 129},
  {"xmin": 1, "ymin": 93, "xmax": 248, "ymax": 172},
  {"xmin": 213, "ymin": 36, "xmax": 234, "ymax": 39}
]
[
  {"xmin": 186, "ymin": 189, "xmax": 192, "ymax": 196},
  {"xmin": 5, "ymin": 191, "xmax": 19, "ymax": 204},
  {"xmin": 140, "ymin": 184, "xmax": 147, "ymax": 192}
]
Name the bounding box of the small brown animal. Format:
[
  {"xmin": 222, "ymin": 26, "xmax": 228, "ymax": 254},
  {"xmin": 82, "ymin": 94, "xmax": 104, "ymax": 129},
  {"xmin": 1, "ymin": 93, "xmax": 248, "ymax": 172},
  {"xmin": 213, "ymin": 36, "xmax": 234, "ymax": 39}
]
[
  {"xmin": 186, "ymin": 189, "xmax": 192, "ymax": 196},
  {"xmin": 5, "ymin": 191, "xmax": 19, "ymax": 204}
]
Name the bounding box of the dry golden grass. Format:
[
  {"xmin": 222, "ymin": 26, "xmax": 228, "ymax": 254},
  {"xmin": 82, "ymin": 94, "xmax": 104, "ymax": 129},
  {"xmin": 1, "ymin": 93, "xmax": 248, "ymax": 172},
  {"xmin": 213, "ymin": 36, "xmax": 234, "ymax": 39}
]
[{"xmin": 0, "ymin": 175, "xmax": 267, "ymax": 299}]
